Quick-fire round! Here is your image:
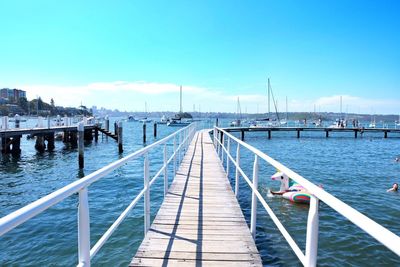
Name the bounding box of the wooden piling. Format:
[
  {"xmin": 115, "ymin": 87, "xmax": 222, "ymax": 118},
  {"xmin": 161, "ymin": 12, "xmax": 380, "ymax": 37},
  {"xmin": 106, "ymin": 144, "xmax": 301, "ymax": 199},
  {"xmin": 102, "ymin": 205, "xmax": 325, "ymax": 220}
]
[
  {"xmin": 105, "ymin": 116, "xmax": 109, "ymax": 140},
  {"xmin": 118, "ymin": 121, "xmax": 123, "ymax": 153},
  {"xmin": 70, "ymin": 132, "xmax": 78, "ymax": 147},
  {"xmin": 384, "ymin": 131, "xmax": 388, "ymax": 138},
  {"xmin": 63, "ymin": 131, "xmax": 68, "ymax": 143},
  {"xmin": 268, "ymin": 130, "xmax": 271, "ymax": 139},
  {"xmin": 84, "ymin": 129, "xmax": 93, "ymax": 142},
  {"xmin": 15, "ymin": 114, "xmax": 20, "ymax": 129},
  {"xmin": 47, "ymin": 134, "xmax": 55, "ymax": 151},
  {"xmin": 241, "ymin": 130, "xmax": 245, "ymax": 141},
  {"xmin": 297, "ymin": 129, "xmax": 300, "ymax": 138},
  {"xmin": 216, "ymin": 118, "xmax": 219, "ymax": 127},
  {"xmin": 11, "ymin": 136, "xmax": 22, "ymax": 154},
  {"xmin": 3, "ymin": 137, "xmax": 11, "ymax": 153},
  {"xmin": 78, "ymin": 122, "xmax": 84, "ymax": 169},
  {"xmin": 143, "ymin": 122, "xmax": 147, "ymax": 143},
  {"xmin": 114, "ymin": 122, "xmax": 118, "ymax": 136},
  {"xmin": 105, "ymin": 116, "xmax": 109, "ymax": 131},
  {"xmin": 354, "ymin": 130, "xmax": 358, "ymax": 138},
  {"xmin": 153, "ymin": 122, "xmax": 157, "ymax": 138},
  {"xmin": 35, "ymin": 135, "xmax": 46, "ymax": 152},
  {"xmin": 325, "ymin": 130, "xmax": 329, "ymax": 138},
  {"xmin": 94, "ymin": 128, "xmax": 99, "ymax": 142}
]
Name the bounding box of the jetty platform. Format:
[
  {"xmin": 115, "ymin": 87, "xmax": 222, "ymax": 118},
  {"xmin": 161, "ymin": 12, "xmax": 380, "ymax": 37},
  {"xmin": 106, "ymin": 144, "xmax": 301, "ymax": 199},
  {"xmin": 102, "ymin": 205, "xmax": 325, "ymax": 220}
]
[{"xmin": 131, "ymin": 131, "xmax": 262, "ymax": 266}]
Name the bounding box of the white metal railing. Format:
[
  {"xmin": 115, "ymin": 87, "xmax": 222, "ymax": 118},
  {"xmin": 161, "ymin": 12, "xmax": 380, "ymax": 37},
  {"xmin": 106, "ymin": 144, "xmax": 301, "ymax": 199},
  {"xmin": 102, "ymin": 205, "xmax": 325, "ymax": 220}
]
[
  {"xmin": 213, "ymin": 126, "xmax": 400, "ymax": 267},
  {"xmin": 0, "ymin": 123, "xmax": 197, "ymax": 267}
]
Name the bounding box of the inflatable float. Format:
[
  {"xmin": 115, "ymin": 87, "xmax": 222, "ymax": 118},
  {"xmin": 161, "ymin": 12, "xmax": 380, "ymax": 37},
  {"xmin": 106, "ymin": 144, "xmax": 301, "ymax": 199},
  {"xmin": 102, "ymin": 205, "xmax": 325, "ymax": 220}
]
[{"xmin": 271, "ymin": 172, "xmax": 311, "ymax": 204}]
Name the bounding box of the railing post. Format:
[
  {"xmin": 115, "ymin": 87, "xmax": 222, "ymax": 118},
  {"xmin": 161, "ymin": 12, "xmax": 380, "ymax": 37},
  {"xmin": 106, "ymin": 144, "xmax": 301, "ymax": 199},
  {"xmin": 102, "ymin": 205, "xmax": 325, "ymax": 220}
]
[
  {"xmin": 178, "ymin": 132, "xmax": 182, "ymax": 164},
  {"xmin": 78, "ymin": 122, "xmax": 84, "ymax": 169},
  {"xmin": 144, "ymin": 153, "xmax": 150, "ymax": 234},
  {"xmin": 221, "ymin": 134, "xmax": 225, "ymax": 163},
  {"xmin": 305, "ymin": 195, "xmax": 319, "ymax": 267},
  {"xmin": 235, "ymin": 144, "xmax": 240, "ymax": 197},
  {"xmin": 78, "ymin": 187, "xmax": 91, "ymax": 267},
  {"xmin": 163, "ymin": 144, "xmax": 168, "ymax": 197},
  {"xmin": 250, "ymin": 155, "xmax": 259, "ymax": 239},
  {"xmin": 226, "ymin": 137, "xmax": 231, "ymax": 177},
  {"xmin": 213, "ymin": 127, "xmax": 217, "ymax": 147},
  {"xmin": 173, "ymin": 136, "xmax": 177, "ymax": 177},
  {"xmin": 118, "ymin": 121, "xmax": 123, "ymax": 153},
  {"xmin": 216, "ymin": 130, "xmax": 220, "ymax": 156}
]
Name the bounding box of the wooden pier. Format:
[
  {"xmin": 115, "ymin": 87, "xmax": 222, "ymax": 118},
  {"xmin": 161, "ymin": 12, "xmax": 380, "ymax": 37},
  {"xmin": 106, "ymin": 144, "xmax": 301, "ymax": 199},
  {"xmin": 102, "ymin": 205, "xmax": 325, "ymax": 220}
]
[
  {"xmin": 222, "ymin": 126, "xmax": 400, "ymax": 140},
  {"xmin": 131, "ymin": 131, "xmax": 262, "ymax": 266}
]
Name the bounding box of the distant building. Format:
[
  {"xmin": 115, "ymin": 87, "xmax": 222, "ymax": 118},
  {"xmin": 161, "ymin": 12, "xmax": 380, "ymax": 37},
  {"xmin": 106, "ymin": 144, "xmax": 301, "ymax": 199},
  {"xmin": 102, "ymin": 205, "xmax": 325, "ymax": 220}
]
[{"xmin": 0, "ymin": 88, "xmax": 27, "ymax": 103}]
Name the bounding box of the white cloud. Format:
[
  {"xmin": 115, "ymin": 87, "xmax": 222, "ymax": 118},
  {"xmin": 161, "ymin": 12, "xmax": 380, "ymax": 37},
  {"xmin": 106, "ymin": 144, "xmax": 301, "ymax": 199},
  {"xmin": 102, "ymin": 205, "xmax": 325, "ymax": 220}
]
[{"xmin": 16, "ymin": 82, "xmax": 400, "ymax": 114}]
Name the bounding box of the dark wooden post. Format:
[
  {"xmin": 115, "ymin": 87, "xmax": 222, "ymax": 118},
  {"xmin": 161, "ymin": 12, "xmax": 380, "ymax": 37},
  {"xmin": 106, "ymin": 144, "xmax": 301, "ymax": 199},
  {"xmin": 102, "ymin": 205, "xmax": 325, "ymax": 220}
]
[
  {"xmin": 63, "ymin": 131, "xmax": 68, "ymax": 143},
  {"xmin": 354, "ymin": 130, "xmax": 358, "ymax": 138},
  {"xmin": 325, "ymin": 130, "xmax": 329, "ymax": 138},
  {"xmin": 35, "ymin": 135, "xmax": 46, "ymax": 152},
  {"xmin": 384, "ymin": 131, "xmax": 388, "ymax": 138},
  {"xmin": 268, "ymin": 130, "xmax": 271, "ymax": 139},
  {"xmin": 78, "ymin": 122, "xmax": 84, "ymax": 169},
  {"xmin": 118, "ymin": 121, "xmax": 123, "ymax": 153},
  {"xmin": 241, "ymin": 130, "xmax": 245, "ymax": 141},
  {"xmin": 143, "ymin": 122, "xmax": 147, "ymax": 143},
  {"xmin": 15, "ymin": 114, "xmax": 20, "ymax": 129},
  {"xmin": 47, "ymin": 134, "xmax": 55, "ymax": 151},
  {"xmin": 70, "ymin": 132, "xmax": 78, "ymax": 147},
  {"xmin": 114, "ymin": 122, "xmax": 118, "ymax": 136},
  {"xmin": 11, "ymin": 136, "xmax": 21, "ymax": 154},
  {"xmin": 94, "ymin": 128, "xmax": 99, "ymax": 142},
  {"xmin": 153, "ymin": 122, "xmax": 157, "ymax": 138},
  {"xmin": 297, "ymin": 130, "xmax": 300, "ymax": 138},
  {"xmin": 216, "ymin": 118, "xmax": 219, "ymax": 127}
]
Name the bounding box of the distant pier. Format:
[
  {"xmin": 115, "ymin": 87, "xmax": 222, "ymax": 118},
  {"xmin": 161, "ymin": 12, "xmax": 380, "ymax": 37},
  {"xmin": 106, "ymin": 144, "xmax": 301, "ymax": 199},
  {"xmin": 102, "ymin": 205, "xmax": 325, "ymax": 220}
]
[
  {"xmin": 0, "ymin": 116, "xmax": 124, "ymax": 168},
  {"xmin": 222, "ymin": 126, "xmax": 400, "ymax": 140}
]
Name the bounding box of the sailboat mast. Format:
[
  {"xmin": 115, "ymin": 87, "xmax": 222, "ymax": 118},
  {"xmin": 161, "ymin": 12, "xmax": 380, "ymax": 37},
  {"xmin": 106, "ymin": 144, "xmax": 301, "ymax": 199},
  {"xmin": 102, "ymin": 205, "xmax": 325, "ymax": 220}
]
[
  {"xmin": 268, "ymin": 78, "xmax": 270, "ymax": 117},
  {"xmin": 180, "ymin": 86, "xmax": 183, "ymax": 114},
  {"xmin": 340, "ymin": 95, "xmax": 343, "ymax": 119},
  {"xmin": 286, "ymin": 96, "xmax": 288, "ymax": 121}
]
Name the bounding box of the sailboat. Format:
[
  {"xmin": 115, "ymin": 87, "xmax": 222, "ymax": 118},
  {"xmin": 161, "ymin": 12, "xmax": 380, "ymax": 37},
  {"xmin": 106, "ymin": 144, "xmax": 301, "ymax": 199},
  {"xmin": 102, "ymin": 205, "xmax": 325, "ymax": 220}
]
[
  {"xmin": 279, "ymin": 97, "xmax": 288, "ymax": 126},
  {"xmin": 369, "ymin": 110, "xmax": 376, "ymax": 128},
  {"xmin": 230, "ymin": 97, "xmax": 242, "ymax": 127},
  {"xmin": 329, "ymin": 96, "xmax": 345, "ymax": 128},
  {"xmin": 252, "ymin": 78, "xmax": 280, "ymax": 127},
  {"xmin": 167, "ymin": 86, "xmax": 192, "ymax": 127},
  {"xmin": 138, "ymin": 102, "xmax": 152, "ymax": 123},
  {"xmin": 395, "ymin": 115, "xmax": 400, "ymax": 128}
]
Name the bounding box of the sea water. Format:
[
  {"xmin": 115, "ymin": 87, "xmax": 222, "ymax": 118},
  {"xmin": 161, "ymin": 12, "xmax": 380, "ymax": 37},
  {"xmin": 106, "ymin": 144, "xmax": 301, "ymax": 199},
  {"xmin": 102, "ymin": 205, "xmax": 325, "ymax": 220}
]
[{"xmin": 1, "ymin": 118, "xmax": 399, "ymax": 266}]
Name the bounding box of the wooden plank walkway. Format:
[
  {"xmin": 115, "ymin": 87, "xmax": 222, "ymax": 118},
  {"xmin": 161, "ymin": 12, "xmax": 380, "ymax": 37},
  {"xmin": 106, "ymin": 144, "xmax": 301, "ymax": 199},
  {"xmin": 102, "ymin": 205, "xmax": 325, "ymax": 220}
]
[{"xmin": 131, "ymin": 131, "xmax": 262, "ymax": 266}]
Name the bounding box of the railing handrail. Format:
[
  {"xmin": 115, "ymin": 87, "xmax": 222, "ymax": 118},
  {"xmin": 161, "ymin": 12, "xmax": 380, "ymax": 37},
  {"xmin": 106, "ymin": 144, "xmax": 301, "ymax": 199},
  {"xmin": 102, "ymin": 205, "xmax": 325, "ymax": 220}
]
[
  {"xmin": 0, "ymin": 123, "xmax": 196, "ymax": 266},
  {"xmin": 214, "ymin": 126, "xmax": 400, "ymax": 263}
]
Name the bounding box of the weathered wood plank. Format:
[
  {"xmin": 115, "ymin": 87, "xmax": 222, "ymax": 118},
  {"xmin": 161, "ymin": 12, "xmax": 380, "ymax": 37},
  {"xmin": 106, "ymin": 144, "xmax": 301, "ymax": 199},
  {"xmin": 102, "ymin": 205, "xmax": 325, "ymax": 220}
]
[{"xmin": 130, "ymin": 131, "xmax": 262, "ymax": 266}]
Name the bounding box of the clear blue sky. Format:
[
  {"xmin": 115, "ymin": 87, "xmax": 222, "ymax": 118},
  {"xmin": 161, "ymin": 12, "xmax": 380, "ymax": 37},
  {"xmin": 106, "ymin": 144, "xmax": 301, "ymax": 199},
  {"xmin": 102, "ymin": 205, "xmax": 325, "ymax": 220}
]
[{"xmin": 1, "ymin": 1, "xmax": 399, "ymax": 114}]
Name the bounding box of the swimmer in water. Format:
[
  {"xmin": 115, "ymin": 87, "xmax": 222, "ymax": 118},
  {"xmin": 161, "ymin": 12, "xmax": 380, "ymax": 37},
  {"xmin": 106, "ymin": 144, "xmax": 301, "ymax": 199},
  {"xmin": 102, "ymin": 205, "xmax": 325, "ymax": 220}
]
[{"xmin": 387, "ymin": 183, "xmax": 398, "ymax": 192}]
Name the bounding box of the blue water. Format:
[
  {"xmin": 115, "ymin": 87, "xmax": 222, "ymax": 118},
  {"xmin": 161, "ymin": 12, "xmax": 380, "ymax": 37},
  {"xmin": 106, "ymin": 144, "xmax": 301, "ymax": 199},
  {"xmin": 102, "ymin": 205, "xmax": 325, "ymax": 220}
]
[{"xmin": 1, "ymin": 118, "xmax": 400, "ymax": 266}]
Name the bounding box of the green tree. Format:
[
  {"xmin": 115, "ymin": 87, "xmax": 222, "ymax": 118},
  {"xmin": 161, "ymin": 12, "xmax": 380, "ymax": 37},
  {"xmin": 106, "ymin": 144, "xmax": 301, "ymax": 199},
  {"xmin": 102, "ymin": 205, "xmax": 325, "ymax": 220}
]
[
  {"xmin": 38, "ymin": 97, "xmax": 43, "ymax": 110},
  {"xmin": 18, "ymin": 97, "xmax": 29, "ymax": 112},
  {"xmin": 50, "ymin": 98, "xmax": 55, "ymax": 107}
]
